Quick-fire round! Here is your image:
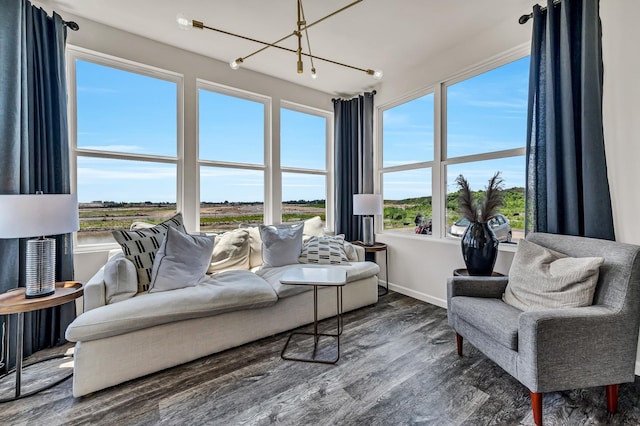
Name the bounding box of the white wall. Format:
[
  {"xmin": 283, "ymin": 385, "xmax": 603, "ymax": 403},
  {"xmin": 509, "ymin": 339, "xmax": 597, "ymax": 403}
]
[
  {"xmin": 600, "ymin": 0, "xmax": 640, "ymax": 374},
  {"xmin": 58, "ymin": 14, "xmax": 334, "ymax": 283}
]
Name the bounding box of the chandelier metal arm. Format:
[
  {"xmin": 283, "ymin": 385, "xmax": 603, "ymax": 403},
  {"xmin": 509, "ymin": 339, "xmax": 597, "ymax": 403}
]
[{"xmin": 189, "ymin": 0, "xmax": 381, "ymax": 79}]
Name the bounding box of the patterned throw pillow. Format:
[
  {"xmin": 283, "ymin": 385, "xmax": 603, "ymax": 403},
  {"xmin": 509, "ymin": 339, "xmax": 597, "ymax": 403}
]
[
  {"xmin": 298, "ymin": 235, "xmax": 349, "ymax": 265},
  {"xmin": 112, "ymin": 213, "xmax": 186, "ymax": 292}
]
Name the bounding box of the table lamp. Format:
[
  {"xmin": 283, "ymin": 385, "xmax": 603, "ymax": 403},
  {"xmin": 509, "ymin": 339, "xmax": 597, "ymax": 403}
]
[
  {"xmin": 353, "ymin": 194, "xmax": 383, "ymax": 246},
  {"xmin": 0, "ymin": 193, "xmax": 79, "ymax": 298}
]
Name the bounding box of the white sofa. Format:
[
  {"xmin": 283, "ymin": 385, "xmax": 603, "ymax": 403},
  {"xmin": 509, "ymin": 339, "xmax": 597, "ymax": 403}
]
[{"xmin": 66, "ymin": 232, "xmax": 379, "ymax": 397}]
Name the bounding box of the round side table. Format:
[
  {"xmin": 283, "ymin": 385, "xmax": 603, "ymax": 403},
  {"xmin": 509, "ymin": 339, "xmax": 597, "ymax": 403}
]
[
  {"xmin": 0, "ymin": 281, "xmax": 83, "ymax": 402},
  {"xmin": 351, "ymin": 241, "xmax": 389, "ymax": 296},
  {"xmin": 453, "ymin": 269, "xmax": 505, "ymax": 277}
]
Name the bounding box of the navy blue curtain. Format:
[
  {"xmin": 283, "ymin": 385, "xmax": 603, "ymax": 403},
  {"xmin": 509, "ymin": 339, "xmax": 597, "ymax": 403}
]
[
  {"xmin": 333, "ymin": 92, "xmax": 375, "ymax": 242},
  {"xmin": 525, "ymin": 0, "xmax": 615, "ymax": 240},
  {"xmin": 0, "ymin": 0, "xmax": 75, "ymax": 368}
]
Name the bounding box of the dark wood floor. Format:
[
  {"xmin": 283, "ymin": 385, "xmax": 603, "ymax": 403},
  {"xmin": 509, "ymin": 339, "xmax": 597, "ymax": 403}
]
[{"xmin": 2, "ymin": 292, "xmax": 640, "ymax": 425}]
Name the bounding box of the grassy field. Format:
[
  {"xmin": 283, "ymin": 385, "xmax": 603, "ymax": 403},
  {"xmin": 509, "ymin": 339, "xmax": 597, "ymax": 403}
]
[
  {"xmin": 383, "ymin": 187, "xmax": 526, "ymax": 230},
  {"xmin": 78, "ymin": 190, "xmax": 524, "ymax": 241}
]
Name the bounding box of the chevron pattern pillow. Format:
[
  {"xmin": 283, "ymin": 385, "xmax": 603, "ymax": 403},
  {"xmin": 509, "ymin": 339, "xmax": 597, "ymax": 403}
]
[
  {"xmin": 112, "ymin": 213, "xmax": 186, "ymax": 292},
  {"xmin": 298, "ymin": 235, "xmax": 349, "ymax": 265}
]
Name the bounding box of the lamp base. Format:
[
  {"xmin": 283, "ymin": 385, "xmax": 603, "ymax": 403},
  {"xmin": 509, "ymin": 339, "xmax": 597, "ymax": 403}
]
[
  {"xmin": 25, "ymin": 237, "xmax": 56, "ymax": 299},
  {"xmin": 362, "ymin": 216, "xmax": 375, "ymax": 246}
]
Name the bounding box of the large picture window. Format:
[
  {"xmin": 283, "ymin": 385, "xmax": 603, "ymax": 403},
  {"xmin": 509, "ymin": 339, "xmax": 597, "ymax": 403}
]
[
  {"xmin": 72, "ymin": 53, "xmax": 180, "ymax": 246},
  {"xmin": 379, "ymin": 54, "xmax": 529, "ymax": 242},
  {"xmin": 280, "ymin": 105, "xmax": 330, "ymax": 226},
  {"xmin": 380, "ymin": 92, "xmax": 434, "ymax": 234},
  {"xmin": 198, "ymin": 84, "xmax": 268, "ymax": 233}
]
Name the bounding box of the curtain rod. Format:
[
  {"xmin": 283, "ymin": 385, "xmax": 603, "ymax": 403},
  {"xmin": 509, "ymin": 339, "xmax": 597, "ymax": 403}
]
[
  {"xmin": 63, "ymin": 20, "xmax": 79, "ymax": 31},
  {"xmin": 518, "ymin": 0, "xmax": 561, "ymax": 24},
  {"xmin": 332, "ymin": 90, "xmax": 376, "ymax": 102}
]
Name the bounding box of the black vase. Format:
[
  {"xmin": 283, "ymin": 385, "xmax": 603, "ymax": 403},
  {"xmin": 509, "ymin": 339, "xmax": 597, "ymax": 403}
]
[{"xmin": 461, "ymin": 221, "xmax": 499, "ymax": 276}]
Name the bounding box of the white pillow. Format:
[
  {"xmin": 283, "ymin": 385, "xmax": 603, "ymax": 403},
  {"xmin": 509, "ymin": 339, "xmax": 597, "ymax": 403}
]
[
  {"xmin": 299, "ymin": 235, "xmax": 350, "ymax": 265},
  {"xmin": 303, "ymin": 216, "xmax": 325, "ymax": 237},
  {"xmin": 259, "ymin": 223, "xmax": 304, "ymax": 268},
  {"xmin": 503, "ymin": 239, "xmax": 604, "ymax": 311},
  {"xmin": 208, "ymin": 228, "xmax": 251, "ymax": 273},
  {"xmin": 149, "ymin": 227, "xmax": 215, "ymax": 293},
  {"xmin": 104, "ymin": 252, "xmax": 138, "ymax": 303},
  {"xmin": 239, "ymin": 225, "xmax": 263, "ymax": 269}
]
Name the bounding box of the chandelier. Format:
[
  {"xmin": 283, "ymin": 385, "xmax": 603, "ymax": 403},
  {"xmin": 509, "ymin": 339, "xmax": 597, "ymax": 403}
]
[{"xmin": 177, "ymin": 0, "xmax": 383, "ymax": 81}]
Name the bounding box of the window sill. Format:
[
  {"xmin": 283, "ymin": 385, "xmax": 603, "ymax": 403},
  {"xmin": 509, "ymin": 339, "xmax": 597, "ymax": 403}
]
[{"xmin": 377, "ymin": 230, "xmax": 519, "ymax": 253}]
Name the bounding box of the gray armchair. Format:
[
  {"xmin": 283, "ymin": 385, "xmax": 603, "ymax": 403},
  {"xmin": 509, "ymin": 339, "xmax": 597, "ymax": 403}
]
[{"xmin": 447, "ymin": 232, "xmax": 640, "ymax": 426}]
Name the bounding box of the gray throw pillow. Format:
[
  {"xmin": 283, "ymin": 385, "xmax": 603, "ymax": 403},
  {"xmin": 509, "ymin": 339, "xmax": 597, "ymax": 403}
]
[
  {"xmin": 299, "ymin": 235, "xmax": 349, "ymax": 265},
  {"xmin": 103, "ymin": 252, "xmax": 138, "ymax": 304},
  {"xmin": 259, "ymin": 223, "xmax": 304, "ymax": 268},
  {"xmin": 503, "ymin": 239, "xmax": 605, "ymax": 311},
  {"xmin": 149, "ymin": 227, "xmax": 215, "ymax": 293},
  {"xmin": 112, "ymin": 213, "xmax": 186, "ymax": 292}
]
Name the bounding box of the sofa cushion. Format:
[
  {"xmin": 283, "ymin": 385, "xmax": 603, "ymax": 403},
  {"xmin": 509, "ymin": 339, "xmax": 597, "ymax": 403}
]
[
  {"xmin": 451, "ymin": 296, "xmax": 522, "ymax": 350},
  {"xmin": 112, "ymin": 213, "xmax": 186, "ymax": 292},
  {"xmin": 149, "ymin": 227, "xmax": 215, "ymax": 293},
  {"xmin": 503, "ymin": 239, "xmax": 604, "ymax": 311},
  {"xmin": 207, "ymin": 228, "xmax": 251, "ymax": 274},
  {"xmin": 256, "ymin": 262, "xmax": 380, "ymax": 298},
  {"xmin": 259, "ymin": 223, "xmax": 304, "ymax": 268},
  {"xmin": 104, "ymin": 252, "xmax": 138, "ymax": 304},
  {"xmin": 66, "ymin": 270, "xmax": 278, "ymax": 342},
  {"xmin": 298, "ymin": 235, "xmax": 349, "ymax": 265}
]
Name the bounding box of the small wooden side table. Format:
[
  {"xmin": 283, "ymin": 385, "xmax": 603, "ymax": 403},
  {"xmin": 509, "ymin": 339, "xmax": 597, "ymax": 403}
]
[
  {"xmin": 0, "ymin": 281, "xmax": 83, "ymax": 402},
  {"xmin": 351, "ymin": 241, "xmax": 389, "ymax": 296},
  {"xmin": 453, "ymin": 269, "xmax": 505, "ymax": 277}
]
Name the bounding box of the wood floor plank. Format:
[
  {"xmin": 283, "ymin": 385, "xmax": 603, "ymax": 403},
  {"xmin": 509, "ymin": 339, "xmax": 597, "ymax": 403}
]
[{"xmin": 2, "ymin": 292, "xmax": 640, "ymax": 425}]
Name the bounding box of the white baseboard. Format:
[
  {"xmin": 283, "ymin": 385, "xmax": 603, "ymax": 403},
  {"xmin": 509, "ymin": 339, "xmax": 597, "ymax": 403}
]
[{"xmin": 385, "ymin": 281, "xmax": 447, "ymax": 309}]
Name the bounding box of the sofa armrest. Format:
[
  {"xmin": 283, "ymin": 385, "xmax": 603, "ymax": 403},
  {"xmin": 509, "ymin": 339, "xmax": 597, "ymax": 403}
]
[
  {"xmin": 517, "ymin": 306, "xmax": 635, "ymax": 391},
  {"xmin": 353, "ymin": 244, "xmax": 365, "ymax": 262},
  {"xmin": 83, "ymin": 266, "xmax": 107, "ymax": 312}
]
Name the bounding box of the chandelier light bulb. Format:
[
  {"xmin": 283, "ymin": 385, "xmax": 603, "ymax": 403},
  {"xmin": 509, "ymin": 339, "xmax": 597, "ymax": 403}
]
[
  {"xmin": 311, "ymin": 68, "xmax": 317, "ymax": 79},
  {"xmin": 372, "ymin": 69, "xmax": 383, "ymax": 80},
  {"xmin": 230, "ymin": 58, "xmax": 243, "ymax": 70},
  {"xmin": 176, "ymin": 13, "xmax": 192, "ymax": 30}
]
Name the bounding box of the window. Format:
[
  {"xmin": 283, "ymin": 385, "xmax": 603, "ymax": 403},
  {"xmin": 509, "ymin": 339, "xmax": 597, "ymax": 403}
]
[
  {"xmin": 198, "ymin": 84, "xmax": 268, "ymax": 233},
  {"xmin": 72, "ymin": 53, "xmax": 181, "ymax": 246},
  {"xmin": 380, "ymin": 93, "xmax": 434, "ymax": 233},
  {"xmin": 280, "ymin": 105, "xmax": 330, "ymax": 226},
  {"xmin": 444, "ymin": 56, "xmax": 529, "ymax": 243},
  {"xmin": 379, "ymin": 53, "xmax": 529, "ymax": 242}
]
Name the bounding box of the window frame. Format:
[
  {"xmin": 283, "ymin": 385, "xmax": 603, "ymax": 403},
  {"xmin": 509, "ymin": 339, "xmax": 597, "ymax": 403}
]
[
  {"xmin": 67, "ymin": 46, "xmax": 184, "ymax": 251},
  {"xmin": 376, "ymin": 46, "xmax": 529, "ymax": 244}
]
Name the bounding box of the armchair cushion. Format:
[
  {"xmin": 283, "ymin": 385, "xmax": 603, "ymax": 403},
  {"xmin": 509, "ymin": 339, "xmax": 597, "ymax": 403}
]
[
  {"xmin": 503, "ymin": 239, "xmax": 604, "ymax": 311},
  {"xmin": 451, "ymin": 296, "xmax": 521, "ymax": 350}
]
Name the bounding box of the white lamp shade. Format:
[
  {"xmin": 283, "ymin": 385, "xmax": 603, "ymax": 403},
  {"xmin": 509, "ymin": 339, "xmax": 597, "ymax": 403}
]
[
  {"xmin": 353, "ymin": 194, "xmax": 383, "ymax": 216},
  {"xmin": 0, "ymin": 194, "xmax": 79, "ymax": 238}
]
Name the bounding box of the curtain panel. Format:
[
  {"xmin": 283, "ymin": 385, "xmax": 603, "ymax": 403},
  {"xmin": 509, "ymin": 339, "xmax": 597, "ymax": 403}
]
[
  {"xmin": 0, "ymin": 0, "xmax": 75, "ymax": 368},
  {"xmin": 333, "ymin": 92, "xmax": 375, "ymax": 242},
  {"xmin": 525, "ymin": 0, "xmax": 615, "ymax": 240}
]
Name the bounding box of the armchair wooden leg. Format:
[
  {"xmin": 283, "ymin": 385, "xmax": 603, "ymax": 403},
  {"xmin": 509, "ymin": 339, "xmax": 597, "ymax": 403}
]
[
  {"xmin": 606, "ymin": 384, "xmax": 619, "ymax": 414},
  {"xmin": 530, "ymin": 391, "xmax": 543, "ymax": 426},
  {"xmin": 456, "ymin": 333, "xmax": 463, "ymax": 356}
]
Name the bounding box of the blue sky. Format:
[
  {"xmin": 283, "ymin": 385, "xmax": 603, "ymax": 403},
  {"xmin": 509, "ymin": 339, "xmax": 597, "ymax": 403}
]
[
  {"xmin": 382, "ymin": 56, "xmax": 529, "ymax": 201},
  {"xmin": 76, "ymin": 56, "xmax": 529, "ymax": 204}
]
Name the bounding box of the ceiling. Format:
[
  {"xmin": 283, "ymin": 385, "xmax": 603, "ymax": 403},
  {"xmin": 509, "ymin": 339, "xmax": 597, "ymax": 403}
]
[{"xmin": 38, "ymin": 0, "xmax": 534, "ymax": 95}]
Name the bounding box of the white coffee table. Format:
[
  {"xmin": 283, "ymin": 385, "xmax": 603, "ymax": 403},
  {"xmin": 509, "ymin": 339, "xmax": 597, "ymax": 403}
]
[{"xmin": 279, "ymin": 267, "xmax": 347, "ymax": 364}]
